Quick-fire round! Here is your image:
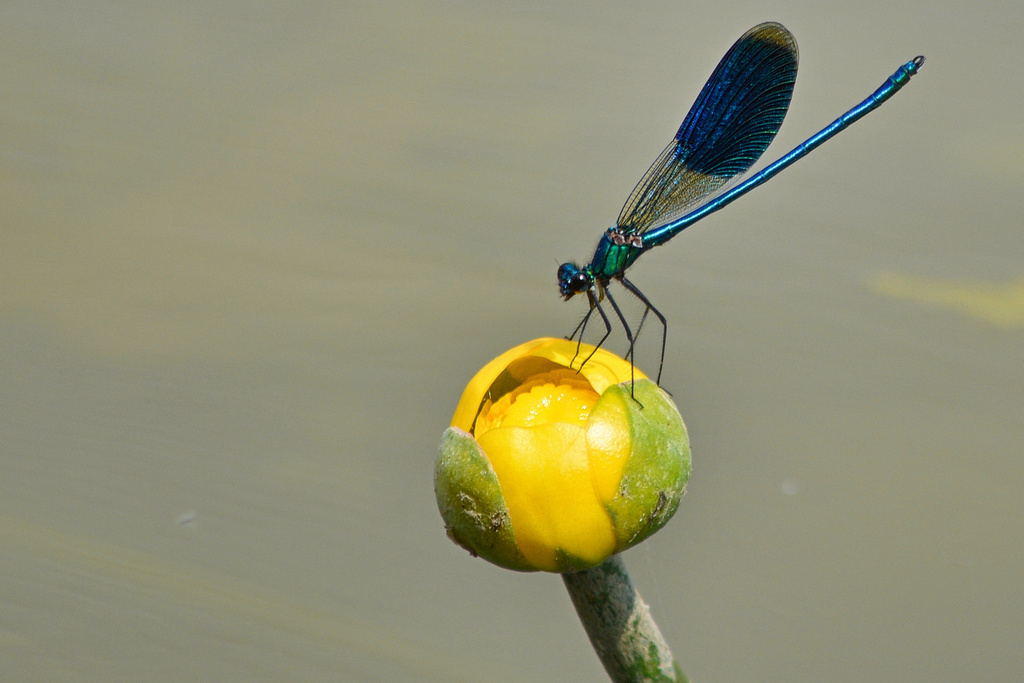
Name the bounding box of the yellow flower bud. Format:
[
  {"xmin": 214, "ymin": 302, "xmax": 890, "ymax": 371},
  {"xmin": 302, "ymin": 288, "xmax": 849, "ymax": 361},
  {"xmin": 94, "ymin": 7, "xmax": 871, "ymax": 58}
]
[{"xmin": 435, "ymin": 338, "xmax": 690, "ymax": 573}]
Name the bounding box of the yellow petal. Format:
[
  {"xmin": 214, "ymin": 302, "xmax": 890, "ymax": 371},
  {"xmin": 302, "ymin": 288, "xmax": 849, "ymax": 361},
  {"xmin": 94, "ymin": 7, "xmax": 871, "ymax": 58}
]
[
  {"xmin": 479, "ymin": 421, "xmax": 615, "ymax": 571},
  {"xmin": 450, "ymin": 338, "xmax": 646, "ymax": 433},
  {"xmin": 528, "ymin": 339, "xmax": 647, "ymax": 395},
  {"xmin": 451, "ymin": 339, "xmax": 555, "ymax": 432},
  {"xmin": 585, "ymin": 387, "xmax": 633, "ymax": 504}
]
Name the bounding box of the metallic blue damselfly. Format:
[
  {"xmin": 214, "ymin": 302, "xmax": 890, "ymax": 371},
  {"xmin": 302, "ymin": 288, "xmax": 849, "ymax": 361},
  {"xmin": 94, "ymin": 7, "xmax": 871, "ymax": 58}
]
[{"xmin": 557, "ymin": 22, "xmax": 924, "ymax": 383}]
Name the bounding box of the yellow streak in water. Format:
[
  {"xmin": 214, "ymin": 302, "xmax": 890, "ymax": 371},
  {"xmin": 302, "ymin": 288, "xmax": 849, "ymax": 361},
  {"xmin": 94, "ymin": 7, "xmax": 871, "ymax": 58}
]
[{"xmin": 869, "ymin": 274, "xmax": 1024, "ymax": 328}]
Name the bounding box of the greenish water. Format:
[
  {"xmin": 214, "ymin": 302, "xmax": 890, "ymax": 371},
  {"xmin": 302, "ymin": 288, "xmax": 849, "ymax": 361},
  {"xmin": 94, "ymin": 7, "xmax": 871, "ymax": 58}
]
[{"xmin": 1, "ymin": 3, "xmax": 1021, "ymax": 681}]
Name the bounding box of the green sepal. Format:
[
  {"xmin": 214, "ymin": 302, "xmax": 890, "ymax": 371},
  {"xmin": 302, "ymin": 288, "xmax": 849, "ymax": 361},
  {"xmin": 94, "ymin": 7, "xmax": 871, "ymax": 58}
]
[
  {"xmin": 434, "ymin": 427, "xmax": 535, "ymax": 571},
  {"xmin": 604, "ymin": 380, "xmax": 691, "ymax": 551}
]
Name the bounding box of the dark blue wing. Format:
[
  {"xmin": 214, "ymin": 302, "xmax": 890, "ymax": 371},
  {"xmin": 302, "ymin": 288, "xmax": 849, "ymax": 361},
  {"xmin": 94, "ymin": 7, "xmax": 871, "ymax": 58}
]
[{"xmin": 617, "ymin": 22, "xmax": 798, "ymax": 235}]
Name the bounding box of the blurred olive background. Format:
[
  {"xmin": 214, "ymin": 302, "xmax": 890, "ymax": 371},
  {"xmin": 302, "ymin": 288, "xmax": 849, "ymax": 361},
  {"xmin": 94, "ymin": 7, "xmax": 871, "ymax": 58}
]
[{"xmin": 1, "ymin": 2, "xmax": 1021, "ymax": 681}]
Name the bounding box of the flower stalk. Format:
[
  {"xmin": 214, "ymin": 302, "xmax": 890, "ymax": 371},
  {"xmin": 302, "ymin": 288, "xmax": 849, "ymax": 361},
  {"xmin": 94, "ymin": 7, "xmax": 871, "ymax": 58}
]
[{"xmin": 563, "ymin": 555, "xmax": 688, "ymax": 683}]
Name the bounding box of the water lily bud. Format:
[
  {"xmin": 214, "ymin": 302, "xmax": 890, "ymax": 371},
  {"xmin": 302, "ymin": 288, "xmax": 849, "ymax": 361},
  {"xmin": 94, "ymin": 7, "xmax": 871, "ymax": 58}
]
[{"xmin": 435, "ymin": 338, "xmax": 690, "ymax": 573}]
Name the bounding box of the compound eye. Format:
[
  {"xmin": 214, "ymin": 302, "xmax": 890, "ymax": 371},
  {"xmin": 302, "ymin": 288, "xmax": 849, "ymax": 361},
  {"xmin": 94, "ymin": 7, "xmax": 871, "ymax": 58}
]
[{"xmin": 570, "ymin": 272, "xmax": 590, "ymax": 293}]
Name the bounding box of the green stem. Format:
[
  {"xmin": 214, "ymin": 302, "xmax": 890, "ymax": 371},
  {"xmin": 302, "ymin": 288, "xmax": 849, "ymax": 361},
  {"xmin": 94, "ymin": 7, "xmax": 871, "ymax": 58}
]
[{"xmin": 562, "ymin": 555, "xmax": 687, "ymax": 683}]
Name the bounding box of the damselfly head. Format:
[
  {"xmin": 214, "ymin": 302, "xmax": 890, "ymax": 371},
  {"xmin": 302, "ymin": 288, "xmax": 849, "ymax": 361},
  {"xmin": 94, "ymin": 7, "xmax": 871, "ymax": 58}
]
[{"xmin": 557, "ymin": 262, "xmax": 592, "ymax": 300}]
